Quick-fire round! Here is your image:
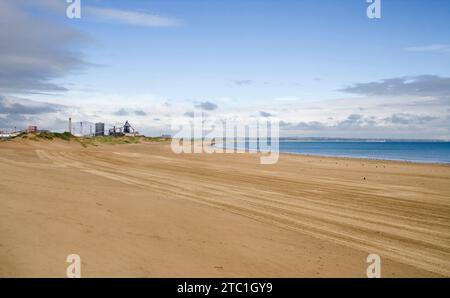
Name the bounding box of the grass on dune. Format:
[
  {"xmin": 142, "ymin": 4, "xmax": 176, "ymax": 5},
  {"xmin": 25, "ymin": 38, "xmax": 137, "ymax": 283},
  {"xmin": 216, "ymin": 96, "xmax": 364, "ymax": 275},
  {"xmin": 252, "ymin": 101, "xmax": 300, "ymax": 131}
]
[
  {"xmin": 80, "ymin": 136, "xmax": 169, "ymax": 146},
  {"xmin": 79, "ymin": 136, "xmax": 141, "ymax": 146},
  {"xmin": 18, "ymin": 132, "xmax": 170, "ymax": 147}
]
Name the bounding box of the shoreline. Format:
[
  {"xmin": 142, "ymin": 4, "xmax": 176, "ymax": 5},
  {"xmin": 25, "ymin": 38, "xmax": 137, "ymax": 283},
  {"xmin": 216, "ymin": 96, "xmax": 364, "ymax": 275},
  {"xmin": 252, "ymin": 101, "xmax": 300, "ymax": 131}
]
[
  {"xmin": 278, "ymin": 151, "xmax": 450, "ymax": 166},
  {"xmin": 212, "ymin": 144, "xmax": 450, "ymax": 166}
]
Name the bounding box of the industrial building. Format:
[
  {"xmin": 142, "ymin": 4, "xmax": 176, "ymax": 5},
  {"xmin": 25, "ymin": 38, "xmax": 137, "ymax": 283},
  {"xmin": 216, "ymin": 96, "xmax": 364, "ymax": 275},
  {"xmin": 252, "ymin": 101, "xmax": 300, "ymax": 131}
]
[
  {"xmin": 95, "ymin": 123, "xmax": 105, "ymax": 136},
  {"xmin": 109, "ymin": 121, "xmax": 139, "ymax": 137},
  {"xmin": 65, "ymin": 118, "xmax": 139, "ymax": 137}
]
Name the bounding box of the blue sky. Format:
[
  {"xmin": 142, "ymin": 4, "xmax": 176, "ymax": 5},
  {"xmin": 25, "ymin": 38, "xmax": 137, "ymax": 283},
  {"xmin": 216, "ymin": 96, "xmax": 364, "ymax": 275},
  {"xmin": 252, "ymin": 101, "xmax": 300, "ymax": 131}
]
[
  {"xmin": 1, "ymin": 0, "xmax": 450, "ymax": 138},
  {"xmin": 70, "ymin": 0, "xmax": 450, "ymax": 100}
]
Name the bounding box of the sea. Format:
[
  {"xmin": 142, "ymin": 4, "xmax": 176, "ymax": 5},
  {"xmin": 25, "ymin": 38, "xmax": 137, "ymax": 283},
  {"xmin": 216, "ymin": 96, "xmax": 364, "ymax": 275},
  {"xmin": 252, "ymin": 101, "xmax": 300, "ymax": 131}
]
[{"xmin": 221, "ymin": 139, "xmax": 450, "ymax": 164}]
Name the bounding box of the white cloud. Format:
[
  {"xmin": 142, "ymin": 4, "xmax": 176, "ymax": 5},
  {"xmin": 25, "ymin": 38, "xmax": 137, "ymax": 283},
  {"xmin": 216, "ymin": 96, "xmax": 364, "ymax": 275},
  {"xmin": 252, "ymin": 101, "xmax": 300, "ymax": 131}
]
[
  {"xmin": 85, "ymin": 7, "xmax": 182, "ymax": 27},
  {"xmin": 274, "ymin": 96, "xmax": 300, "ymax": 102},
  {"xmin": 405, "ymin": 44, "xmax": 450, "ymax": 53}
]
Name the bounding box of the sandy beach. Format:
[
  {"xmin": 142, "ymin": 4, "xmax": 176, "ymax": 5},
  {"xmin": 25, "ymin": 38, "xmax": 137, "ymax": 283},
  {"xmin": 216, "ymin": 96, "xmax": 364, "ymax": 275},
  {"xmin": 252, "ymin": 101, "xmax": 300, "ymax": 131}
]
[{"xmin": 0, "ymin": 139, "xmax": 449, "ymax": 277}]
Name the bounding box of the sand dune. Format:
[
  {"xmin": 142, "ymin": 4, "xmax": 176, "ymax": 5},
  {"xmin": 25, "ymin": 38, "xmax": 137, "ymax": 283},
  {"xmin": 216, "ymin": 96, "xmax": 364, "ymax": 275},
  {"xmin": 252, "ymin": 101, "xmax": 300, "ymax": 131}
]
[{"xmin": 0, "ymin": 139, "xmax": 449, "ymax": 277}]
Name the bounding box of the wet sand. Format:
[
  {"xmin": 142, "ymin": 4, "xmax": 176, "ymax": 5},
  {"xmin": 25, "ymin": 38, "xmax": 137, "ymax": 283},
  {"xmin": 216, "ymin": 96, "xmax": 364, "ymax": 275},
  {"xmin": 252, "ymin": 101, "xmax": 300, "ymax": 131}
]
[{"xmin": 0, "ymin": 139, "xmax": 449, "ymax": 277}]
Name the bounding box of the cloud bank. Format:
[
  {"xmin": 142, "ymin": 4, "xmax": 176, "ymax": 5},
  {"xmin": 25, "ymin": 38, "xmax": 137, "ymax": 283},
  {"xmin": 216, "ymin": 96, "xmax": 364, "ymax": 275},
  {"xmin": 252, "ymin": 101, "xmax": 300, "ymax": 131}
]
[
  {"xmin": 0, "ymin": 0, "xmax": 90, "ymax": 94},
  {"xmin": 339, "ymin": 75, "xmax": 450, "ymax": 98}
]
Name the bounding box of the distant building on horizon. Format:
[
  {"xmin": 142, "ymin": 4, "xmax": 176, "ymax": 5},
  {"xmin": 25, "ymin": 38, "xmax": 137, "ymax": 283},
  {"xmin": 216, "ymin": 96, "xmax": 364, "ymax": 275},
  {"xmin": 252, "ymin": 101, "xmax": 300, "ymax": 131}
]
[
  {"xmin": 95, "ymin": 122, "xmax": 105, "ymax": 136},
  {"xmin": 27, "ymin": 126, "xmax": 37, "ymax": 133}
]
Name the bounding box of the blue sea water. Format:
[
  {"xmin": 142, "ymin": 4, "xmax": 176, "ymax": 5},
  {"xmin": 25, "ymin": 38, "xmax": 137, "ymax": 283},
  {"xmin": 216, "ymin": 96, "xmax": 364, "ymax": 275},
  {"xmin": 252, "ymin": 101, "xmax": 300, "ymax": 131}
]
[{"xmin": 227, "ymin": 140, "xmax": 450, "ymax": 164}]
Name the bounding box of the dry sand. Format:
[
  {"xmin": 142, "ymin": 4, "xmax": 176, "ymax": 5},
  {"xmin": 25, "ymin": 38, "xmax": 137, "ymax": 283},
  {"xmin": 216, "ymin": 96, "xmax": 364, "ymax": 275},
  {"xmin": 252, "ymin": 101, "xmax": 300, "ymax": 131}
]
[{"xmin": 0, "ymin": 139, "xmax": 449, "ymax": 277}]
